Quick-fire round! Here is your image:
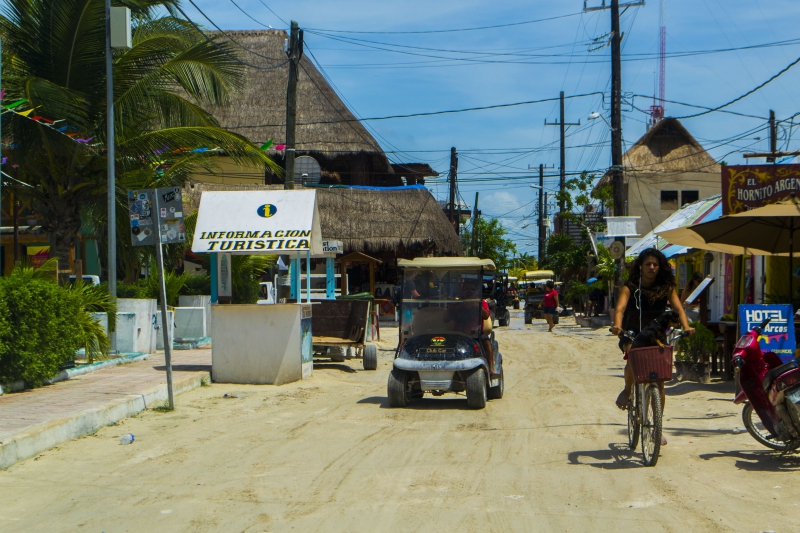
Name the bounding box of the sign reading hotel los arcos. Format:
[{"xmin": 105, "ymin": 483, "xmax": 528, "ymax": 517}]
[{"xmin": 192, "ymin": 190, "xmax": 323, "ymax": 255}]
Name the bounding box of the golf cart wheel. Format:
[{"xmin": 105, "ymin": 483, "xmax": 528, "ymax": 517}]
[
  {"xmin": 329, "ymin": 346, "xmax": 345, "ymax": 362},
  {"xmin": 513, "ymin": 301, "xmax": 520, "ymax": 310},
  {"xmin": 498, "ymin": 313, "xmax": 507, "ymax": 327},
  {"xmin": 488, "ymin": 366, "xmax": 504, "ymax": 400},
  {"xmin": 387, "ymin": 369, "xmax": 409, "ymax": 407},
  {"xmin": 466, "ymin": 368, "xmax": 487, "ymax": 409},
  {"xmin": 524, "ymin": 310, "xmax": 532, "ymax": 325},
  {"xmin": 363, "ymin": 344, "xmax": 378, "ymax": 371},
  {"xmin": 346, "ymin": 347, "xmax": 353, "ymax": 359}
]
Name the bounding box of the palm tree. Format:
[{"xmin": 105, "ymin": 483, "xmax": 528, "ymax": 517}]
[{"xmin": 0, "ymin": 0, "xmax": 280, "ymax": 267}]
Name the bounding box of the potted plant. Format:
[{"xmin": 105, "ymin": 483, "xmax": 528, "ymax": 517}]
[{"xmin": 675, "ymin": 321, "xmax": 718, "ymax": 383}]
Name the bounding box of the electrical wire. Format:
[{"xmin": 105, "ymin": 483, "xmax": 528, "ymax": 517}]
[
  {"xmin": 172, "ymin": 3, "xmax": 289, "ymax": 71},
  {"xmin": 304, "ymin": 12, "xmax": 584, "ymax": 35},
  {"xmin": 675, "ymin": 55, "xmax": 800, "ymax": 120}
]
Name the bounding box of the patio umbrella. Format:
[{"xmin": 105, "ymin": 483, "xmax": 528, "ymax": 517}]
[{"xmin": 658, "ymin": 196, "xmax": 800, "ymax": 300}]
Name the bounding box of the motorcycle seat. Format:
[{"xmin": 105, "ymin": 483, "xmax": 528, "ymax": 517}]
[{"xmin": 762, "ymin": 359, "xmax": 800, "ymax": 392}]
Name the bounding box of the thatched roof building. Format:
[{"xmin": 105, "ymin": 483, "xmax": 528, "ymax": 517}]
[
  {"xmin": 184, "ymin": 183, "xmax": 462, "ymax": 256},
  {"xmin": 594, "ymin": 118, "xmax": 721, "ymax": 236},
  {"xmin": 208, "ymin": 30, "xmax": 399, "ymax": 186}
]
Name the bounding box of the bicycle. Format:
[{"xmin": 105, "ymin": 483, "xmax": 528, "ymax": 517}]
[{"xmin": 618, "ymin": 329, "xmax": 684, "ymax": 467}]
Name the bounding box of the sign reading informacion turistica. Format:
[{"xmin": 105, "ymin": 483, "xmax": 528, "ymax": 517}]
[
  {"xmin": 739, "ymin": 304, "xmax": 797, "ymax": 363},
  {"xmin": 192, "ymin": 190, "xmax": 323, "ymax": 255},
  {"xmin": 128, "ymin": 187, "xmax": 185, "ymax": 247}
]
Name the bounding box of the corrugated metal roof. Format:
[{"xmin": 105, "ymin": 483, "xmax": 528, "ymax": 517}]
[{"xmin": 627, "ymin": 195, "xmax": 721, "ymax": 258}]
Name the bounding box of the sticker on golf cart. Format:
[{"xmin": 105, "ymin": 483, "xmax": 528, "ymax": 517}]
[{"xmin": 431, "ymin": 336, "xmax": 446, "ymax": 345}]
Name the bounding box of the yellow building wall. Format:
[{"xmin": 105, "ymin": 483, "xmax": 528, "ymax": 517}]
[
  {"xmin": 627, "ymin": 170, "xmax": 720, "ymax": 236},
  {"xmin": 765, "ymin": 255, "xmax": 800, "ymax": 302}
]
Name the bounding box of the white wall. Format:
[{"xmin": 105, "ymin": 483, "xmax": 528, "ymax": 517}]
[{"xmin": 211, "ymin": 304, "xmax": 310, "ymax": 385}]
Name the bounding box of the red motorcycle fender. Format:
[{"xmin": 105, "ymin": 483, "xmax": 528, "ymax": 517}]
[
  {"xmin": 763, "ymin": 351, "xmax": 783, "ymax": 369},
  {"xmin": 733, "ymin": 391, "xmax": 748, "ymax": 404}
]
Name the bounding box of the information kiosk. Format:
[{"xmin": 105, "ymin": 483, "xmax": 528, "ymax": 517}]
[{"xmin": 192, "ymin": 190, "xmax": 324, "ymax": 385}]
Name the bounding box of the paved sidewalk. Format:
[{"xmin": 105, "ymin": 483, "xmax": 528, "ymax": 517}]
[{"xmin": 0, "ymin": 348, "xmax": 211, "ymax": 469}]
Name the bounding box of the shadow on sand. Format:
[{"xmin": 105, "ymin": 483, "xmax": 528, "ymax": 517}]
[
  {"xmin": 567, "ymin": 442, "xmax": 642, "ymax": 469},
  {"xmin": 153, "ymin": 364, "xmax": 210, "ymax": 372},
  {"xmin": 313, "ymin": 362, "xmax": 357, "ymax": 373},
  {"xmin": 357, "ymin": 395, "xmax": 474, "ymax": 410},
  {"xmin": 698, "ymin": 449, "xmax": 800, "ymax": 472}
]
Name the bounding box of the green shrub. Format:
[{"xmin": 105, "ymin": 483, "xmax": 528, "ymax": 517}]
[
  {"xmin": 117, "ymin": 282, "xmax": 145, "ymax": 299},
  {"xmin": 0, "ymin": 276, "xmax": 83, "ymax": 387},
  {"xmin": 182, "ymin": 275, "xmax": 211, "ymax": 296},
  {"xmin": 676, "ymin": 321, "xmax": 718, "ymax": 363}
]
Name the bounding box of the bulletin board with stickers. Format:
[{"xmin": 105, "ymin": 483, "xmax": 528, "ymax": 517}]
[{"xmin": 127, "ymin": 187, "xmax": 186, "ymax": 247}]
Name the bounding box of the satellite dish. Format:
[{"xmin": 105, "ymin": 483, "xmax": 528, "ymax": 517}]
[{"xmin": 295, "ymin": 156, "xmax": 321, "ymax": 186}]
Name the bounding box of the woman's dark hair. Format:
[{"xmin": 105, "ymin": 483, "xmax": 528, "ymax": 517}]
[
  {"xmin": 628, "ymin": 248, "xmax": 675, "ymax": 302},
  {"xmin": 690, "ymin": 271, "xmax": 704, "ymax": 284},
  {"xmin": 545, "ymin": 280, "xmax": 555, "ymax": 289}
]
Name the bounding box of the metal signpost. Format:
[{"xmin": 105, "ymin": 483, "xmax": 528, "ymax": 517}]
[{"xmin": 128, "ymin": 187, "xmax": 186, "ymax": 409}]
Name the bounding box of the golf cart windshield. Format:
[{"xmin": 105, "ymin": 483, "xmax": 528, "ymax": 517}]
[{"xmin": 400, "ymin": 268, "xmax": 484, "ymax": 338}]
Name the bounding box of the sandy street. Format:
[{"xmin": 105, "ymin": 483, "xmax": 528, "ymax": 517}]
[{"xmin": 1, "ymin": 314, "xmax": 799, "ymax": 532}]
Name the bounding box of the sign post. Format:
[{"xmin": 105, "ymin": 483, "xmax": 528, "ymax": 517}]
[
  {"xmin": 739, "ymin": 304, "xmax": 796, "ymax": 364},
  {"xmin": 128, "ymin": 187, "xmax": 186, "ymax": 409}
]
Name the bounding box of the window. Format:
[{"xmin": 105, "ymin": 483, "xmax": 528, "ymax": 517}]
[
  {"xmin": 660, "ymin": 190, "xmax": 678, "ymax": 211},
  {"xmin": 681, "ymin": 190, "xmax": 699, "ymax": 206}
]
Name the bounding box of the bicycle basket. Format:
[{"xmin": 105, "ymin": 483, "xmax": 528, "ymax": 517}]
[{"xmin": 628, "ymin": 345, "xmax": 673, "ymax": 383}]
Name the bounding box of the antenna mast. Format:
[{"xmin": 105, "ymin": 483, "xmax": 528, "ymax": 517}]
[{"xmin": 650, "ymin": 0, "xmax": 666, "ymax": 123}]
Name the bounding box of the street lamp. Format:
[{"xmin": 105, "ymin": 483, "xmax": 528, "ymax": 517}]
[{"xmin": 588, "ymin": 111, "xmax": 616, "ymax": 131}]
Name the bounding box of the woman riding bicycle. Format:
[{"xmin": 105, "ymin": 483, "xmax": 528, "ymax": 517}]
[{"xmin": 610, "ymin": 248, "xmax": 694, "ymax": 443}]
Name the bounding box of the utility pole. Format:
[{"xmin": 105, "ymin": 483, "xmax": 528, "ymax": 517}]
[
  {"xmin": 470, "ymin": 192, "xmax": 479, "ymax": 256},
  {"xmin": 585, "ymin": 0, "xmax": 642, "ymax": 300},
  {"xmin": 449, "ymin": 147, "xmax": 458, "ymax": 233},
  {"xmin": 105, "ymin": 0, "xmax": 117, "ymax": 350},
  {"xmin": 768, "ymin": 109, "xmax": 777, "ymax": 163},
  {"xmin": 285, "ymin": 21, "xmax": 303, "ymax": 190},
  {"xmin": 743, "ymin": 110, "xmax": 800, "ymax": 160},
  {"xmin": 538, "ymin": 164, "xmax": 545, "ymax": 263},
  {"xmin": 545, "ymin": 91, "xmax": 580, "ymax": 221}
]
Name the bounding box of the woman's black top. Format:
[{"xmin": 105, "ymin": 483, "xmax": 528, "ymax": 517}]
[{"xmin": 622, "ymin": 281, "xmax": 669, "ymax": 333}]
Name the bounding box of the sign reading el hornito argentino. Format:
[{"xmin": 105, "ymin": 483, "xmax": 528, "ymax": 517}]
[
  {"xmin": 722, "ymin": 164, "xmax": 800, "ymax": 215},
  {"xmin": 191, "ymin": 190, "xmax": 323, "ymax": 255}
]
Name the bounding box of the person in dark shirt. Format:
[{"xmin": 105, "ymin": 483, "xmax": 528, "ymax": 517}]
[{"xmin": 610, "ymin": 248, "xmax": 695, "ymax": 444}]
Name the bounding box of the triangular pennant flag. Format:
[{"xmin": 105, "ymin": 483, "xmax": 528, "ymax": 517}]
[
  {"xmin": 17, "ymin": 109, "xmax": 34, "ymax": 117},
  {"xmin": 260, "ymin": 139, "xmax": 273, "ymax": 151},
  {"xmin": 4, "ymin": 99, "xmax": 26, "ymax": 110}
]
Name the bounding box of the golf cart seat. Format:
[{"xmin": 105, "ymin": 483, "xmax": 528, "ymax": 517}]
[{"xmin": 410, "ymin": 306, "xmax": 448, "ymax": 335}]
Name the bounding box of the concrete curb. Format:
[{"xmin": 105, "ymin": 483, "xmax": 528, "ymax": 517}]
[{"xmin": 0, "ymin": 370, "xmax": 210, "ymax": 470}]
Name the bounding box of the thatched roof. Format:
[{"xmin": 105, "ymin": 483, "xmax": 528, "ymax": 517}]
[
  {"xmin": 183, "ymin": 183, "xmax": 463, "ymax": 255},
  {"xmin": 211, "ymin": 30, "xmax": 386, "ymax": 160},
  {"xmin": 597, "ymin": 118, "xmax": 720, "ymax": 187},
  {"xmin": 317, "ymin": 186, "xmax": 462, "ymax": 255}
]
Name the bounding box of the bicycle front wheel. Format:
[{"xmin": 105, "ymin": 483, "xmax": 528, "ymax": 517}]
[
  {"xmin": 627, "ymin": 390, "xmax": 639, "ymax": 451},
  {"xmin": 640, "ymin": 384, "xmax": 663, "ymax": 467}
]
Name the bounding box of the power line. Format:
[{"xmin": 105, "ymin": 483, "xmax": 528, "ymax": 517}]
[
  {"xmin": 304, "ymin": 12, "xmax": 584, "ymax": 35},
  {"xmin": 172, "ymin": 3, "xmax": 289, "ymax": 71},
  {"xmin": 676, "ymin": 54, "xmax": 800, "ymax": 119},
  {"xmin": 226, "ymin": 92, "xmax": 605, "ymax": 128}
]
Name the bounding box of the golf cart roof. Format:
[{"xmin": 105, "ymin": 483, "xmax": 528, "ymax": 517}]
[
  {"xmin": 398, "ymin": 257, "xmax": 496, "ymax": 270},
  {"xmin": 523, "ymin": 270, "xmax": 555, "ymax": 280},
  {"xmin": 508, "ymin": 277, "xmax": 518, "ymax": 282}
]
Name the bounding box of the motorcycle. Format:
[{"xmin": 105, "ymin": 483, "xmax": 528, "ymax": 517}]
[{"xmin": 733, "ymin": 317, "xmax": 800, "ymax": 451}]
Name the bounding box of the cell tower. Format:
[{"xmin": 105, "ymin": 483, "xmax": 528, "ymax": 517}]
[{"xmin": 650, "ymin": 0, "xmax": 666, "ymax": 123}]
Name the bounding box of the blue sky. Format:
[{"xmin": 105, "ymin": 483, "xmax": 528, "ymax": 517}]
[{"xmin": 184, "ymin": 0, "xmax": 800, "ymax": 255}]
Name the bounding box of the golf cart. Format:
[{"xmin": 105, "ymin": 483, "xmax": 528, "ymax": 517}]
[
  {"xmin": 523, "ymin": 270, "xmax": 555, "ymax": 324},
  {"xmin": 388, "ymin": 257, "xmax": 504, "ymax": 409},
  {"xmin": 493, "ymin": 272, "xmax": 512, "ymax": 327}
]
